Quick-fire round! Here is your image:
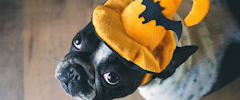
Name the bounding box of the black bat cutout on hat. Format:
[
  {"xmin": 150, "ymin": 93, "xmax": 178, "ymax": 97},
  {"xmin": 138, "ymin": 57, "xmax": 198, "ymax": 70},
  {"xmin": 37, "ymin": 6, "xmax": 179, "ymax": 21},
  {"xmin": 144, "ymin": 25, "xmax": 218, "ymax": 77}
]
[{"xmin": 139, "ymin": 0, "xmax": 182, "ymax": 40}]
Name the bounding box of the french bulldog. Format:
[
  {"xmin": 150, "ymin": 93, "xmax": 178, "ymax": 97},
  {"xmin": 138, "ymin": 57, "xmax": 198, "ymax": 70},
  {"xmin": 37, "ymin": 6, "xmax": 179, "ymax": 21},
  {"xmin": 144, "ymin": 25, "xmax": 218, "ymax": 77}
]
[{"xmin": 55, "ymin": 0, "xmax": 240, "ymax": 100}]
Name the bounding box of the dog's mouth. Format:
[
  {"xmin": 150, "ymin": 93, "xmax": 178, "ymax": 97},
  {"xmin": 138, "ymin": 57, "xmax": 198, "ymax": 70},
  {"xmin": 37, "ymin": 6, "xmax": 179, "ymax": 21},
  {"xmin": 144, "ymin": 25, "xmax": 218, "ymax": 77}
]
[{"xmin": 55, "ymin": 58, "xmax": 96, "ymax": 100}]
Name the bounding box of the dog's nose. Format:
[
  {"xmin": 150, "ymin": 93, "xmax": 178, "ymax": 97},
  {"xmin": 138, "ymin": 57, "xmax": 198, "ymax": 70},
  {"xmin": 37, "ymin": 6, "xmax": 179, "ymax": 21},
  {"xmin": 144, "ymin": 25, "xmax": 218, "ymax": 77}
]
[
  {"xmin": 56, "ymin": 62, "xmax": 88, "ymax": 84},
  {"xmin": 69, "ymin": 64, "xmax": 88, "ymax": 82}
]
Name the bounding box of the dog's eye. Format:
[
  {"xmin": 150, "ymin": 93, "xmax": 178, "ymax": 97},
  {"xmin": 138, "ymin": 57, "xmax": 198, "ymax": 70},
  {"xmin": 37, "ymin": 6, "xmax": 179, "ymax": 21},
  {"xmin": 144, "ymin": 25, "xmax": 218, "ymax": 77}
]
[
  {"xmin": 103, "ymin": 72, "xmax": 119, "ymax": 85},
  {"xmin": 73, "ymin": 35, "xmax": 82, "ymax": 50}
]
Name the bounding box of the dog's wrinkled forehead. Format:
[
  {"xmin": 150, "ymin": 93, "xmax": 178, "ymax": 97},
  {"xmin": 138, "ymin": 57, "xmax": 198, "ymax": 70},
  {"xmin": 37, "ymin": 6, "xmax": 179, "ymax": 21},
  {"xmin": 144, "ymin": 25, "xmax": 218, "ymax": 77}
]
[{"xmin": 69, "ymin": 22, "xmax": 115, "ymax": 68}]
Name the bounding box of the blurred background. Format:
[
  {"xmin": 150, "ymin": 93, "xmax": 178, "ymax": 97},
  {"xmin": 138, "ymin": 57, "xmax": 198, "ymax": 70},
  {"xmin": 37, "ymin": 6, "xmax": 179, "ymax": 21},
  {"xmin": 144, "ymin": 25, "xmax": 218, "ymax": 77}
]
[{"xmin": 0, "ymin": 0, "xmax": 239, "ymax": 100}]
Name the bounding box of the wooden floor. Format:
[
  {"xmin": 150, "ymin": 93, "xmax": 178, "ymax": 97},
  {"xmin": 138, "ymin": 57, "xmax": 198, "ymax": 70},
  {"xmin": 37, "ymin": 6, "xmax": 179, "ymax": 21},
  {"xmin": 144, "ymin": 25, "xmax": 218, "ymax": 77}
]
[{"xmin": 0, "ymin": 0, "xmax": 239, "ymax": 100}]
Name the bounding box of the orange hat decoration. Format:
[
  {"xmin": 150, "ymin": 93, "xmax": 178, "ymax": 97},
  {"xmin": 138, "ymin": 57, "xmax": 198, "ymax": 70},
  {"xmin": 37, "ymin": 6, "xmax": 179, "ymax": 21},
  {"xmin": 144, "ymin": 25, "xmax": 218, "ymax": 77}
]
[{"xmin": 92, "ymin": 0, "xmax": 210, "ymax": 86}]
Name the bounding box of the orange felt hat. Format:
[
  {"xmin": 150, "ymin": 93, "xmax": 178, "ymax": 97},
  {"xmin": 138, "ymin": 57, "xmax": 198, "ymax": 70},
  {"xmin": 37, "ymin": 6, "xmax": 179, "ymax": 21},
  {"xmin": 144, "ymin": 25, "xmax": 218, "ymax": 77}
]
[{"xmin": 92, "ymin": 0, "xmax": 210, "ymax": 86}]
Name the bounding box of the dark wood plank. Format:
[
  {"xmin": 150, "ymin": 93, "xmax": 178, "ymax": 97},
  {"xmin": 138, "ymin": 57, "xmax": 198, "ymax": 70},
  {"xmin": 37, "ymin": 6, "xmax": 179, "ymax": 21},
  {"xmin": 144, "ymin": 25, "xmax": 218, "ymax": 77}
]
[
  {"xmin": 0, "ymin": 0, "xmax": 24, "ymax": 100},
  {"xmin": 23, "ymin": 0, "xmax": 88, "ymax": 100}
]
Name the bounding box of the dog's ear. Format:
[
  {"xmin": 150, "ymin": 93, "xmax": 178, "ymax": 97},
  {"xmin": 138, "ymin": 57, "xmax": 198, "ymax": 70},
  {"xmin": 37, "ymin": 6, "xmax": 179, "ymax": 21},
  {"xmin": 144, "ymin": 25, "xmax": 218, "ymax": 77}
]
[
  {"xmin": 153, "ymin": 46, "xmax": 198, "ymax": 79},
  {"xmin": 115, "ymin": 45, "xmax": 198, "ymax": 77}
]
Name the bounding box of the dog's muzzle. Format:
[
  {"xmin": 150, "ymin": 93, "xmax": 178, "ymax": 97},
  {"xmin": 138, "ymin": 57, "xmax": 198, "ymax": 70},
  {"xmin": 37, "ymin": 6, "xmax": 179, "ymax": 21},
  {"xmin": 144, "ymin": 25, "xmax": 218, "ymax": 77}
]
[{"xmin": 55, "ymin": 57, "xmax": 96, "ymax": 100}]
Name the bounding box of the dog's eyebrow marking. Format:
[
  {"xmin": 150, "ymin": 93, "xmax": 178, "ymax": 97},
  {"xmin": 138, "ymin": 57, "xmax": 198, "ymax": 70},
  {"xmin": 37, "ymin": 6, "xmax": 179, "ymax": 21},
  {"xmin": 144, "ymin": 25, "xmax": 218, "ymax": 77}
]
[{"xmin": 93, "ymin": 43, "xmax": 113, "ymax": 65}]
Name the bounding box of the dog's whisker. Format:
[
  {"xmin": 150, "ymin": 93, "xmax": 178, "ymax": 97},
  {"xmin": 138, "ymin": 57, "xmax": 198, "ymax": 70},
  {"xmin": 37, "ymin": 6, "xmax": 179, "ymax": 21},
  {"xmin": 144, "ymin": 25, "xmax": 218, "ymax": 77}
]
[
  {"xmin": 50, "ymin": 62, "xmax": 60, "ymax": 66},
  {"xmin": 50, "ymin": 59, "xmax": 62, "ymax": 64},
  {"xmin": 51, "ymin": 74, "xmax": 55, "ymax": 78}
]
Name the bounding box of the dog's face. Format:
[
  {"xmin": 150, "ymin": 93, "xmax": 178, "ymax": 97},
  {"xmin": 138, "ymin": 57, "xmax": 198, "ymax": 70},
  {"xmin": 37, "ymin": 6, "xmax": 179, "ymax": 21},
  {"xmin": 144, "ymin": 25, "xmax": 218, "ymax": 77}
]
[
  {"xmin": 55, "ymin": 22, "xmax": 198, "ymax": 100},
  {"xmin": 55, "ymin": 22, "xmax": 146, "ymax": 100}
]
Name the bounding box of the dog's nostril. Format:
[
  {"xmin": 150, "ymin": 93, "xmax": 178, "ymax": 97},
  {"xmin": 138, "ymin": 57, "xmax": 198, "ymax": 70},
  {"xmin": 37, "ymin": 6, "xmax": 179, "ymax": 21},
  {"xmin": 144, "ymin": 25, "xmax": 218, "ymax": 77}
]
[
  {"xmin": 76, "ymin": 75, "xmax": 81, "ymax": 81},
  {"xmin": 69, "ymin": 65, "xmax": 87, "ymax": 82},
  {"xmin": 70, "ymin": 67, "xmax": 74, "ymax": 73}
]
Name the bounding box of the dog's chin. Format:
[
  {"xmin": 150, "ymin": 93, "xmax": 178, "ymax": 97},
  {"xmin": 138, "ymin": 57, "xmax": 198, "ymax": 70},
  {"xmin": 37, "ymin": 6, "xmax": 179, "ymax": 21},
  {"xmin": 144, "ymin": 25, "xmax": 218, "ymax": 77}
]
[{"xmin": 59, "ymin": 81, "xmax": 96, "ymax": 100}]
